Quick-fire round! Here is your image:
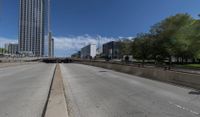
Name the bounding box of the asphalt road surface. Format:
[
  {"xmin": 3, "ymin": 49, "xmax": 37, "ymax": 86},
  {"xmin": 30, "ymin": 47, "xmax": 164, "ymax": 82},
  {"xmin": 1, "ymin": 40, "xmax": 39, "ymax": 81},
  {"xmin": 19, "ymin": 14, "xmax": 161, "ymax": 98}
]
[
  {"xmin": 61, "ymin": 63, "xmax": 200, "ymax": 117},
  {"xmin": 0, "ymin": 63, "xmax": 55, "ymax": 117}
]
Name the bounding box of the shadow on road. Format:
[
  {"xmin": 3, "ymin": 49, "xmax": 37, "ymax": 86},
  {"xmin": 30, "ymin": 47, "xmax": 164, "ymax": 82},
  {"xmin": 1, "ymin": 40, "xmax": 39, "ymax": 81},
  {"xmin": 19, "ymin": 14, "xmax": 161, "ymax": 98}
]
[
  {"xmin": 188, "ymin": 90, "xmax": 200, "ymax": 95},
  {"xmin": 99, "ymin": 71, "xmax": 108, "ymax": 73}
]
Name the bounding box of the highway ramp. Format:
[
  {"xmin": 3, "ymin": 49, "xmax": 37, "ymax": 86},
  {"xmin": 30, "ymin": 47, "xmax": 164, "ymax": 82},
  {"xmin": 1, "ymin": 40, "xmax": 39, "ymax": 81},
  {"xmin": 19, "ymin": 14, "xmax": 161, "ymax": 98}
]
[{"xmin": 61, "ymin": 63, "xmax": 200, "ymax": 117}]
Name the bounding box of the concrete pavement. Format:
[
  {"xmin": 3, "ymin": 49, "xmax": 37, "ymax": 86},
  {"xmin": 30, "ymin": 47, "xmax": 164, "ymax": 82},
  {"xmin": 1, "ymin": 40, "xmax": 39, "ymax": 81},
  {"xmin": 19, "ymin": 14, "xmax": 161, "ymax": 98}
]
[
  {"xmin": 1, "ymin": 63, "xmax": 200, "ymax": 117},
  {"xmin": 0, "ymin": 63, "xmax": 55, "ymax": 117},
  {"xmin": 61, "ymin": 63, "xmax": 200, "ymax": 117},
  {"xmin": 0, "ymin": 62, "xmax": 38, "ymax": 68}
]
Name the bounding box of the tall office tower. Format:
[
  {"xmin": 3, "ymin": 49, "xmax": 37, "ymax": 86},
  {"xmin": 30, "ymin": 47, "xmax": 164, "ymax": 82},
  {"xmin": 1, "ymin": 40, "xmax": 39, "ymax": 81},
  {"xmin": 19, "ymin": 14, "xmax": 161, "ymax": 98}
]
[
  {"xmin": 47, "ymin": 0, "xmax": 54, "ymax": 57},
  {"xmin": 48, "ymin": 32, "xmax": 52, "ymax": 57},
  {"xmin": 48, "ymin": 32, "xmax": 54, "ymax": 57},
  {"xmin": 19, "ymin": 0, "xmax": 47, "ymax": 56}
]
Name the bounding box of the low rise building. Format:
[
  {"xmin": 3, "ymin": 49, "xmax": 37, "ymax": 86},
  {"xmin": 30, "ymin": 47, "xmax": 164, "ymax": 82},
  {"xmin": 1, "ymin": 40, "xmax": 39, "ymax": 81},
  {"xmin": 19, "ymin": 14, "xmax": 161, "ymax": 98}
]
[
  {"xmin": 96, "ymin": 46, "xmax": 103, "ymax": 55},
  {"xmin": 103, "ymin": 41, "xmax": 120, "ymax": 59},
  {"xmin": 5, "ymin": 43, "xmax": 19, "ymax": 55},
  {"xmin": 71, "ymin": 51, "xmax": 81, "ymax": 58},
  {"xmin": 81, "ymin": 44, "xmax": 96, "ymax": 59}
]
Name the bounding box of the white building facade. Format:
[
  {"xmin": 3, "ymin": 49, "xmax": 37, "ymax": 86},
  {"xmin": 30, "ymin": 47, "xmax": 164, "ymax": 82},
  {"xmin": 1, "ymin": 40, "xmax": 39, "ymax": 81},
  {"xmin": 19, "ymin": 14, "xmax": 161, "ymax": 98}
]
[
  {"xmin": 19, "ymin": 0, "xmax": 48, "ymax": 56},
  {"xmin": 4, "ymin": 43, "xmax": 19, "ymax": 55},
  {"xmin": 81, "ymin": 44, "xmax": 96, "ymax": 59}
]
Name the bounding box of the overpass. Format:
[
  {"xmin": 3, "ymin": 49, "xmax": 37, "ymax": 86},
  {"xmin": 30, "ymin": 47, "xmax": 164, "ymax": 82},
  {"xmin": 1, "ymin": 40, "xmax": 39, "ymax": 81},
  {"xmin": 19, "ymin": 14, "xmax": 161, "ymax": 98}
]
[{"xmin": 41, "ymin": 57, "xmax": 73, "ymax": 63}]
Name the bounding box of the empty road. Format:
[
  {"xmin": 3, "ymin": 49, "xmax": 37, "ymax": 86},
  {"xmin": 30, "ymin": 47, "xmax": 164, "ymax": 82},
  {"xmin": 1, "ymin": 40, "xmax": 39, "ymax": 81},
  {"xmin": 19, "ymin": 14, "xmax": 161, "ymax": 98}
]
[
  {"xmin": 61, "ymin": 63, "xmax": 200, "ymax": 117},
  {"xmin": 0, "ymin": 63, "xmax": 55, "ymax": 117}
]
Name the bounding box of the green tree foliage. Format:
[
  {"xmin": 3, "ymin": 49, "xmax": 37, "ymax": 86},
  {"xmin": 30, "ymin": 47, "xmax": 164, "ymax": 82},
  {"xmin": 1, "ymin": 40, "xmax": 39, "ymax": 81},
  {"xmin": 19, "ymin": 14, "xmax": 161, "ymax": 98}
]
[
  {"xmin": 0, "ymin": 48, "xmax": 7, "ymax": 54},
  {"xmin": 118, "ymin": 39, "xmax": 132, "ymax": 57},
  {"xmin": 132, "ymin": 33, "xmax": 153, "ymax": 63},
  {"xmin": 117, "ymin": 13, "xmax": 200, "ymax": 64},
  {"xmin": 130, "ymin": 13, "xmax": 200, "ymax": 64},
  {"xmin": 151, "ymin": 14, "xmax": 193, "ymax": 61}
]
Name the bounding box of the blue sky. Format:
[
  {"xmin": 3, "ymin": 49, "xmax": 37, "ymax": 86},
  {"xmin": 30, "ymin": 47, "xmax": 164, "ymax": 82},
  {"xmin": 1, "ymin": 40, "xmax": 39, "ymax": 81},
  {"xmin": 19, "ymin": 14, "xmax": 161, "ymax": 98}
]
[{"xmin": 1, "ymin": 0, "xmax": 200, "ymax": 56}]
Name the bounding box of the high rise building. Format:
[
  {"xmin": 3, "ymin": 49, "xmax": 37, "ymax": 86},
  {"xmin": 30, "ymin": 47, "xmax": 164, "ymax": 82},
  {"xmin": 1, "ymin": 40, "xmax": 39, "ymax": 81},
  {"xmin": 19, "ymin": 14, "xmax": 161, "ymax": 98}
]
[
  {"xmin": 48, "ymin": 32, "xmax": 52, "ymax": 57},
  {"xmin": 47, "ymin": 0, "xmax": 54, "ymax": 57},
  {"xmin": 19, "ymin": 0, "xmax": 47, "ymax": 56}
]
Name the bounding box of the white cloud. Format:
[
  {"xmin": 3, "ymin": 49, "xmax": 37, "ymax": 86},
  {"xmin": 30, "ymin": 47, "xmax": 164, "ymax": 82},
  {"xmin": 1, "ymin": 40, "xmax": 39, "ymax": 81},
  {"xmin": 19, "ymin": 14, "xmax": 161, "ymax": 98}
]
[
  {"xmin": 0, "ymin": 35, "xmax": 133, "ymax": 57},
  {"xmin": 53, "ymin": 35, "xmax": 116, "ymax": 56},
  {"xmin": 118, "ymin": 36, "xmax": 134, "ymax": 40},
  {"xmin": 0, "ymin": 37, "xmax": 17, "ymax": 47}
]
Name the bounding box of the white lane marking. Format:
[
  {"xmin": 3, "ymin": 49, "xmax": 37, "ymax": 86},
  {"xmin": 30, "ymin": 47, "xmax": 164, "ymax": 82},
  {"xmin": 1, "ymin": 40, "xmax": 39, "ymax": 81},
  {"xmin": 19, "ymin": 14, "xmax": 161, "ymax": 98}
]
[{"xmin": 169, "ymin": 101, "xmax": 200, "ymax": 116}]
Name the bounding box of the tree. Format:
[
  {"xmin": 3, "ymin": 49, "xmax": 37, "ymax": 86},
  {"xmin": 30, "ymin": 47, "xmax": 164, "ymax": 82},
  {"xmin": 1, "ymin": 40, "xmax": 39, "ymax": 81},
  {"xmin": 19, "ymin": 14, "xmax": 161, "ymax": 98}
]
[
  {"xmin": 118, "ymin": 39, "xmax": 132, "ymax": 57},
  {"xmin": 173, "ymin": 18, "xmax": 200, "ymax": 63},
  {"xmin": 132, "ymin": 33, "xmax": 153, "ymax": 65},
  {"xmin": 0, "ymin": 48, "xmax": 7, "ymax": 54},
  {"xmin": 128, "ymin": 13, "xmax": 200, "ymax": 66},
  {"xmin": 150, "ymin": 13, "xmax": 194, "ymax": 66}
]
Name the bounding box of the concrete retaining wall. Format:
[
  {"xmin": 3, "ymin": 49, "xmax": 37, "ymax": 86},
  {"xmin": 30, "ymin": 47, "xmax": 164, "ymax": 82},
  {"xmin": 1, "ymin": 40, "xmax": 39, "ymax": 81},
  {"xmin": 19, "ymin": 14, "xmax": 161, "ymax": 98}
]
[{"xmin": 78, "ymin": 61, "xmax": 200, "ymax": 90}]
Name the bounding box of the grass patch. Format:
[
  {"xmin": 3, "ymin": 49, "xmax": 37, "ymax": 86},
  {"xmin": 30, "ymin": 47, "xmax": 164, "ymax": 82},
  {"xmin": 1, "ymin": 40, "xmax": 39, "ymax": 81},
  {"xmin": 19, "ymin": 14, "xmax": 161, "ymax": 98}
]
[{"xmin": 179, "ymin": 64, "xmax": 200, "ymax": 69}]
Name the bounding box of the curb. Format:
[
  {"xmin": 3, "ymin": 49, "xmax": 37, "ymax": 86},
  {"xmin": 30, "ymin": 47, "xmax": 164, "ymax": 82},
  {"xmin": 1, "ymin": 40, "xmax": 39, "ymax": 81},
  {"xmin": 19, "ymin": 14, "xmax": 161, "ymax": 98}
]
[
  {"xmin": 42, "ymin": 64, "xmax": 57, "ymax": 117},
  {"xmin": 44, "ymin": 64, "xmax": 69, "ymax": 117}
]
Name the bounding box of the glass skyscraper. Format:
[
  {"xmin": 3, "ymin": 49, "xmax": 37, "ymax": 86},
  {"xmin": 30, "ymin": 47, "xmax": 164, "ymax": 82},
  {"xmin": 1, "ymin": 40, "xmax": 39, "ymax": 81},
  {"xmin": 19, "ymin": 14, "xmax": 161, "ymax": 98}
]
[{"xmin": 19, "ymin": 0, "xmax": 48, "ymax": 56}]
